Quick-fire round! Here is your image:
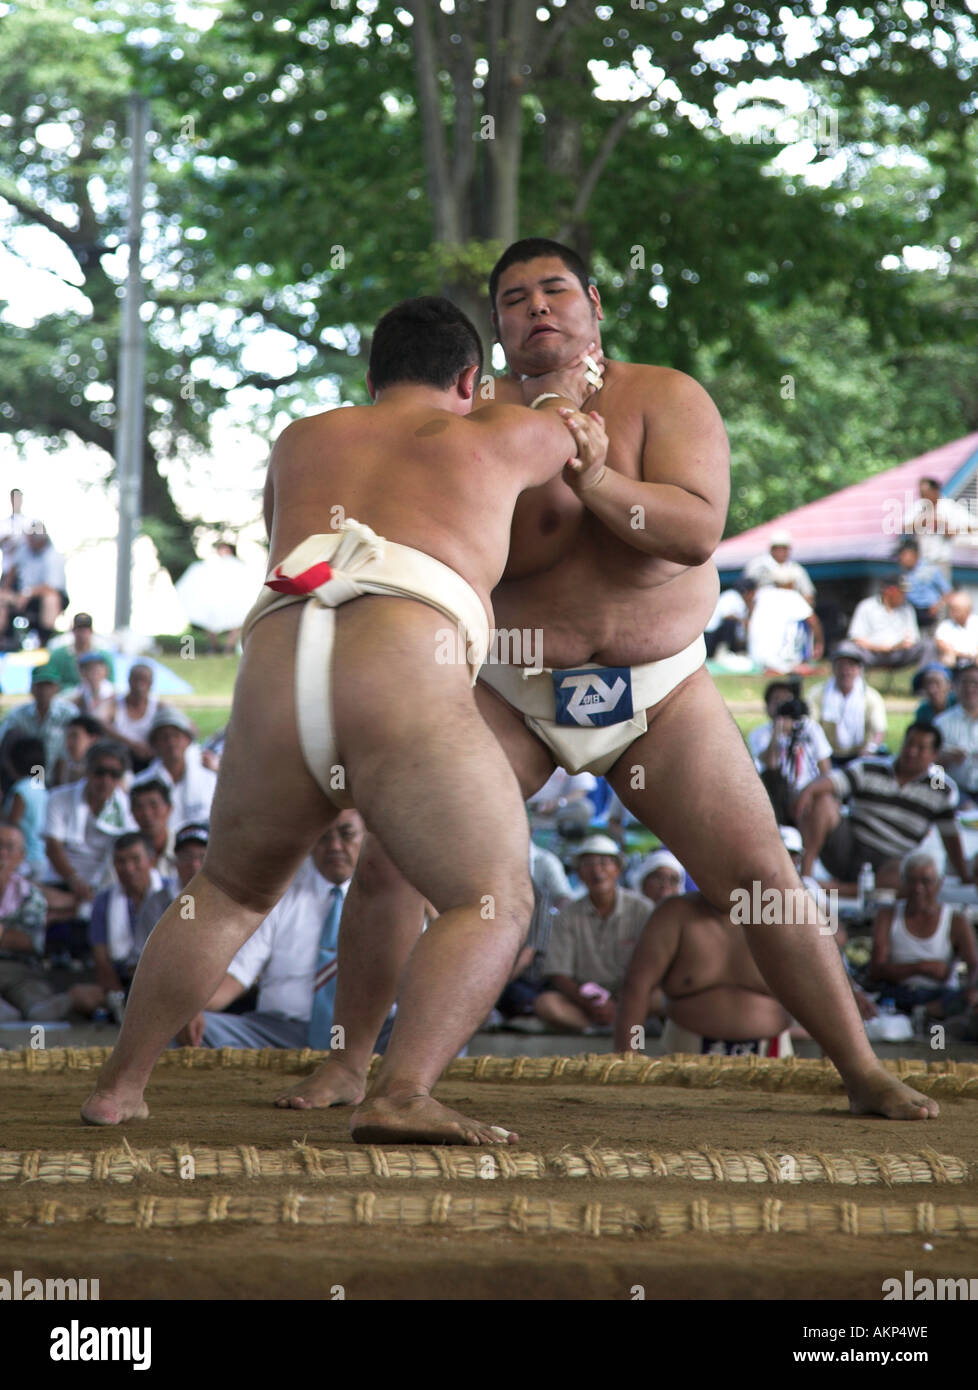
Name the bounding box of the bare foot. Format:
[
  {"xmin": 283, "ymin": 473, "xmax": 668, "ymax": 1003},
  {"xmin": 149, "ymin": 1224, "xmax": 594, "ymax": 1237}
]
[
  {"xmin": 848, "ymin": 1070, "xmax": 939, "ymax": 1121},
  {"xmin": 351, "ymin": 1092, "xmax": 518, "ymax": 1146},
  {"xmin": 274, "ymin": 1056, "xmax": 366, "ymax": 1110},
  {"xmin": 81, "ymin": 1090, "xmax": 149, "ymax": 1126}
]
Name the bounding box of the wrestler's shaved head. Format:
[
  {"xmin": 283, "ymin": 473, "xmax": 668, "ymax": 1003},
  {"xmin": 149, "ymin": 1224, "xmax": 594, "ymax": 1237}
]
[
  {"xmin": 489, "ymin": 238, "xmax": 591, "ymax": 312},
  {"xmin": 369, "ymin": 296, "xmax": 483, "ymax": 391}
]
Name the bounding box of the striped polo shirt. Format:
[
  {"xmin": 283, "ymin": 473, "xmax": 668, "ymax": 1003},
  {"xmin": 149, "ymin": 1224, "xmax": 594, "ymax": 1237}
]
[{"xmin": 829, "ymin": 757, "xmax": 959, "ymax": 860}]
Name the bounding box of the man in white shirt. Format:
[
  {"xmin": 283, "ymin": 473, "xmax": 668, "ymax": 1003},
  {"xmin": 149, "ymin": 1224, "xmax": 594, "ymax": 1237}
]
[
  {"xmin": 0, "ymin": 525, "xmax": 68, "ymax": 642},
  {"xmin": 847, "ymin": 575, "xmax": 924, "ymax": 669},
  {"xmin": 747, "ymin": 569, "xmax": 822, "ymax": 673},
  {"xmin": 935, "ymin": 665, "xmax": 978, "ymax": 805},
  {"xmin": 807, "ymin": 643, "xmax": 888, "ymax": 765},
  {"xmin": 904, "ymin": 477, "xmax": 973, "ymax": 576},
  {"xmin": 935, "ymin": 591, "xmax": 978, "ymax": 669},
  {"xmin": 177, "ymin": 813, "xmax": 391, "ymax": 1049},
  {"xmin": 704, "ymin": 578, "xmax": 755, "ymax": 657},
  {"xmin": 744, "ymin": 530, "xmax": 815, "ymax": 603},
  {"xmin": 131, "ymin": 707, "xmax": 217, "ymax": 828}
]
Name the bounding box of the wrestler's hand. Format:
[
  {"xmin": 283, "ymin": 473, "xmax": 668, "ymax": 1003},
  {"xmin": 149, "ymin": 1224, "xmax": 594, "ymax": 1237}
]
[
  {"xmin": 519, "ymin": 341, "xmax": 604, "ymax": 409},
  {"xmin": 561, "ymin": 410, "xmax": 608, "ymax": 494}
]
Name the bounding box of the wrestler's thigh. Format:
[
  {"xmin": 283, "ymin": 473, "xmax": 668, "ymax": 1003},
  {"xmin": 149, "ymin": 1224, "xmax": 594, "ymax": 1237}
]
[
  {"xmin": 475, "ymin": 679, "xmax": 556, "ymax": 798},
  {"xmin": 607, "ymin": 667, "xmax": 791, "ymax": 903},
  {"xmin": 349, "ymin": 706, "xmax": 531, "ymax": 916},
  {"xmin": 204, "ymin": 605, "xmax": 338, "ymax": 908}
]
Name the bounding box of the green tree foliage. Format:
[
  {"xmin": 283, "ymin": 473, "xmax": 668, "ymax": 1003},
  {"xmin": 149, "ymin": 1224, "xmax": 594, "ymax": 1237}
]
[{"xmin": 1, "ymin": 0, "xmax": 975, "ymax": 563}]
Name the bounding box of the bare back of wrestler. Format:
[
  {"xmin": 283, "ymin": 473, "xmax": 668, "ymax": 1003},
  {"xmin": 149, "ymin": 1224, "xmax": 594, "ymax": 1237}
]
[
  {"xmin": 282, "ymin": 247, "xmax": 937, "ymax": 1124},
  {"xmin": 81, "ymin": 296, "xmax": 607, "ymax": 1142}
]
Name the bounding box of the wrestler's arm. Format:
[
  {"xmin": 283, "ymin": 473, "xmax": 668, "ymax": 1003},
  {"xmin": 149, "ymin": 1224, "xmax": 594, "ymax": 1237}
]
[
  {"xmin": 467, "ymin": 403, "xmax": 596, "ymax": 489},
  {"xmin": 570, "ymin": 367, "xmax": 729, "ymax": 566},
  {"xmin": 613, "ymin": 900, "xmax": 682, "ymax": 1052}
]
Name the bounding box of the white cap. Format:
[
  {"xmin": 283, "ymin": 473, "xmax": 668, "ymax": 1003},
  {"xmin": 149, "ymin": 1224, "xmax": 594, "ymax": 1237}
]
[
  {"xmin": 573, "ymin": 834, "xmax": 624, "ymax": 861},
  {"xmin": 779, "ymin": 825, "xmax": 803, "ymax": 854},
  {"xmin": 769, "ymin": 528, "xmax": 793, "ymax": 548},
  {"xmin": 637, "ymin": 848, "xmax": 685, "ymax": 881}
]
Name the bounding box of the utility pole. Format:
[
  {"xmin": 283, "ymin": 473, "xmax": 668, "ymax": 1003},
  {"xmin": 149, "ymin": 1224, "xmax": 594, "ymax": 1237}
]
[{"xmin": 114, "ymin": 92, "xmax": 149, "ymax": 632}]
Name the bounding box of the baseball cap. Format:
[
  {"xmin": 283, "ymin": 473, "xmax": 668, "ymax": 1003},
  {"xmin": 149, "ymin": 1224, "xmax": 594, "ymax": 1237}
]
[
  {"xmin": 573, "ymin": 834, "xmax": 624, "ymax": 861},
  {"xmin": 832, "ymin": 641, "xmax": 866, "ymax": 665},
  {"xmin": 174, "ymin": 823, "xmax": 209, "ymax": 851},
  {"xmin": 637, "ymin": 848, "xmax": 684, "ymax": 881},
  {"xmin": 880, "ymin": 572, "xmax": 905, "ymax": 590},
  {"xmin": 30, "ymin": 665, "xmax": 61, "ymax": 687},
  {"xmin": 769, "ymin": 529, "xmax": 793, "ymax": 548},
  {"xmin": 911, "ymin": 663, "xmax": 953, "ymax": 693},
  {"xmin": 78, "ymin": 650, "xmax": 108, "ymax": 666},
  {"xmin": 149, "ymin": 706, "xmax": 196, "ymax": 739}
]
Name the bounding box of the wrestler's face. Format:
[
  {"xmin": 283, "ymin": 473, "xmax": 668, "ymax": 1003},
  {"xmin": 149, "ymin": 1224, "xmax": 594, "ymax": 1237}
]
[{"xmin": 492, "ymin": 256, "xmax": 603, "ymax": 377}]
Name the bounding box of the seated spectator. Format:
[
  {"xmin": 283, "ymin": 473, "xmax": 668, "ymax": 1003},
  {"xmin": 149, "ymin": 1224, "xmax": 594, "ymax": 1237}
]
[
  {"xmin": 2, "ymin": 736, "xmax": 49, "ymax": 879},
  {"xmin": 127, "ymin": 823, "xmax": 210, "ymax": 965},
  {"xmin": 614, "ymin": 891, "xmax": 794, "ymax": 1058},
  {"xmin": 0, "ymin": 666, "xmax": 77, "ymax": 786},
  {"xmin": 934, "ymin": 665, "xmax": 978, "ymax": 807},
  {"xmin": 934, "ymin": 591, "xmax": 978, "ymax": 669},
  {"xmin": 795, "ymin": 723, "xmax": 971, "ymax": 889},
  {"xmin": 109, "ymin": 662, "xmax": 158, "ymax": 771},
  {"xmin": 746, "ymin": 568, "xmax": 822, "ymax": 674},
  {"xmin": 176, "ymin": 813, "xmax": 395, "ymax": 1051},
  {"xmin": 635, "ymin": 848, "xmax": 685, "ymax": 905},
  {"xmin": 747, "ymin": 679, "xmax": 831, "ymax": 823},
  {"xmin": 43, "ymin": 612, "xmax": 116, "ymax": 689},
  {"xmin": 131, "ymin": 707, "xmax": 217, "ymax": 827},
  {"xmin": 744, "ymin": 529, "xmax": 815, "ymax": 603},
  {"xmin": 0, "ymin": 524, "xmax": 67, "ymax": 645},
  {"xmin": 0, "ymin": 824, "xmax": 69, "ymax": 1022},
  {"xmin": 53, "ymin": 714, "xmax": 104, "ymax": 787},
  {"xmin": 847, "ymin": 574, "xmax": 924, "ymax": 670},
  {"xmin": 905, "ymin": 476, "xmax": 972, "ymax": 578},
  {"xmin": 807, "ymin": 643, "xmax": 888, "ymax": 766},
  {"xmin": 895, "ymin": 538, "xmax": 949, "ymax": 633},
  {"xmin": 72, "ymin": 652, "xmax": 116, "ymax": 725},
  {"xmin": 527, "ymin": 767, "xmax": 597, "ymax": 838},
  {"xmin": 913, "ymin": 663, "xmax": 956, "ymax": 723},
  {"xmin": 868, "ymin": 854, "xmax": 978, "ymax": 1020},
  {"xmin": 69, "ymin": 833, "xmax": 167, "ymax": 1021},
  {"xmin": 128, "ymin": 778, "xmax": 178, "ymax": 882},
  {"xmin": 172, "ymin": 821, "xmax": 208, "ymax": 887},
  {"xmin": 529, "ymin": 839, "xmax": 572, "ymax": 911},
  {"xmin": 778, "ymin": 824, "xmax": 878, "ymax": 1022},
  {"xmin": 704, "ymin": 578, "xmax": 755, "ymax": 658},
  {"xmin": 42, "ymin": 739, "xmax": 135, "ymax": 924},
  {"xmin": 200, "ymin": 722, "xmax": 227, "ymax": 773},
  {"xmin": 0, "ymin": 488, "xmax": 38, "ymax": 573},
  {"xmin": 534, "ymin": 835, "xmax": 652, "ymax": 1032}
]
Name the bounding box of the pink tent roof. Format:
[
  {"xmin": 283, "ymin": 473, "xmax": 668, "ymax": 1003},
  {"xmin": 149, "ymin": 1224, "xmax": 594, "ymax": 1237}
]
[{"xmin": 716, "ymin": 431, "xmax": 978, "ymax": 572}]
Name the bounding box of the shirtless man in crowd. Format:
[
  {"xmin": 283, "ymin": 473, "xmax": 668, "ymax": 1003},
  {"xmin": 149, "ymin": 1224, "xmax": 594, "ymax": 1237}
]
[
  {"xmin": 613, "ymin": 893, "xmax": 794, "ymax": 1058},
  {"xmin": 280, "ymin": 239, "xmax": 937, "ymax": 1122},
  {"xmin": 81, "ymin": 295, "xmax": 607, "ymax": 1141}
]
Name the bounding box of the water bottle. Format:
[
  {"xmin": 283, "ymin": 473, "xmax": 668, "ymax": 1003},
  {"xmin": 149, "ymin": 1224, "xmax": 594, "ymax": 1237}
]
[{"xmin": 857, "ymin": 861, "xmax": 875, "ymax": 913}]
